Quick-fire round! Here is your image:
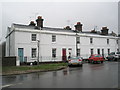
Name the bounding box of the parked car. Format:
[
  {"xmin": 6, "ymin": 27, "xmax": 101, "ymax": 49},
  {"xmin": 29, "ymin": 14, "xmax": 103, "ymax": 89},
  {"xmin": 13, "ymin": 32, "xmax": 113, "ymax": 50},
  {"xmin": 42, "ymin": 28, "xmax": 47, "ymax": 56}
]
[
  {"xmin": 106, "ymin": 52, "xmax": 120, "ymax": 61},
  {"xmin": 88, "ymin": 54, "xmax": 105, "ymax": 64},
  {"xmin": 68, "ymin": 57, "xmax": 83, "ymax": 66}
]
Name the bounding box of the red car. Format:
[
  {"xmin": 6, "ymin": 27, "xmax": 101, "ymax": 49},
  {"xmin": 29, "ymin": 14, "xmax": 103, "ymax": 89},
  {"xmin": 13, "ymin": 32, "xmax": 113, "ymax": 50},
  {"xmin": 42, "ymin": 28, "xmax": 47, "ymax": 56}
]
[{"xmin": 88, "ymin": 54, "xmax": 105, "ymax": 64}]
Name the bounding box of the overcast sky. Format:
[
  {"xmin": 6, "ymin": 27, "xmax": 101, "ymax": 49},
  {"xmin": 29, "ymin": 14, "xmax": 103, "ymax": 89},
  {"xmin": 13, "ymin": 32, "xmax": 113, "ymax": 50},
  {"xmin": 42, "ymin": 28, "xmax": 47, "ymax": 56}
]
[{"xmin": 0, "ymin": 0, "xmax": 119, "ymax": 42}]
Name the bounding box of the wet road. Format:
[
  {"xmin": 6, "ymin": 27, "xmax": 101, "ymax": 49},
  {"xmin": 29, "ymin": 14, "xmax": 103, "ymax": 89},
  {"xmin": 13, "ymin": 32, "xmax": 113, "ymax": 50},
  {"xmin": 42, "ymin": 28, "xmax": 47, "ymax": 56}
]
[{"xmin": 2, "ymin": 61, "xmax": 118, "ymax": 88}]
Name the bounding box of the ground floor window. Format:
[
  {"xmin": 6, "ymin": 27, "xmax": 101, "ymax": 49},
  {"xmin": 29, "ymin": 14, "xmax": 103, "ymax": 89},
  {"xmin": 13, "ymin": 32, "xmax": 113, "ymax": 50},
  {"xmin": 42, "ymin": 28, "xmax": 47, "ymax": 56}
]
[
  {"xmin": 117, "ymin": 49, "xmax": 119, "ymax": 52},
  {"xmin": 90, "ymin": 49, "xmax": 94, "ymax": 55},
  {"xmin": 97, "ymin": 49, "xmax": 100, "ymax": 55},
  {"xmin": 68, "ymin": 48, "xmax": 72, "ymax": 55},
  {"xmin": 52, "ymin": 48, "xmax": 56, "ymax": 58},
  {"xmin": 102, "ymin": 49, "xmax": 104, "ymax": 57},
  {"xmin": 77, "ymin": 49, "xmax": 80, "ymax": 56},
  {"xmin": 108, "ymin": 49, "xmax": 110, "ymax": 55},
  {"xmin": 31, "ymin": 48, "xmax": 37, "ymax": 58}
]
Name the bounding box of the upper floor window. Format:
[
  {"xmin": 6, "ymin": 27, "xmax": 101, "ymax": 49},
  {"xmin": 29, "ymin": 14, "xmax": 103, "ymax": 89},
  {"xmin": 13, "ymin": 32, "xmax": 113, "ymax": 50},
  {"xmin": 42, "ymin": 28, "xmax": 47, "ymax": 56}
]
[
  {"xmin": 90, "ymin": 38, "xmax": 93, "ymax": 44},
  {"xmin": 52, "ymin": 35, "xmax": 56, "ymax": 42},
  {"xmin": 107, "ymin": 39, "xmax": 109, "ymax": 44},
  {"xmin": 76, "ymin": 37, "xmax": 80, "ymax": 44},
  {"xmin": 31, "ymin": 48, "xmax": 37, "ymax": 58},
  {"xmin": 116, "ymin": 40, "xmax": 118, "ymax": 44},
  {"xmin": 31, "ymin": 34, "xmax": 36, "ymax": 41}
]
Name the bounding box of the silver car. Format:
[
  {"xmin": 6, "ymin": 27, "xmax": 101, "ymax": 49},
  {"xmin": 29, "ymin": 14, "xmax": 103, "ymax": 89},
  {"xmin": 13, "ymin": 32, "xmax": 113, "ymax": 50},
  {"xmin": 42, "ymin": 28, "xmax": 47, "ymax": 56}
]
[
  {"xmin": 106, "ymin": 52, "xmax": 120, "ymax": 61},
  {"xmin": 68, "ymin": 57, "xmax": 83, "ymax": 66}
]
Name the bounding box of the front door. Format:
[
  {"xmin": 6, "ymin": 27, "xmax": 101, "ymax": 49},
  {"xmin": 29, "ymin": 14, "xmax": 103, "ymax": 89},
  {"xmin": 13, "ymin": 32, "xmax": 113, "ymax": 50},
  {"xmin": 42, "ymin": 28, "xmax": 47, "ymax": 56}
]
[
  {"xmin": 18, "ymin": 48, "xmax": 24, "ymax": 62},
  {"xmin": 62, "ymin": 48, "xmax": 67, "ymax": 61}
]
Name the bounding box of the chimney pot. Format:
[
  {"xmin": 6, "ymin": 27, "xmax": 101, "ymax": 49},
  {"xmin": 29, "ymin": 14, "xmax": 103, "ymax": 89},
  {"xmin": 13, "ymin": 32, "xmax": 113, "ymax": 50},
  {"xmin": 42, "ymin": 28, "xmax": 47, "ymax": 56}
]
[
  {"xmin": 38, "ymin": 16, "xmax": 42, "ymax": 19},
  {"xmin": 77, "ymin": 22, "xmax": 81, "ymax": 25}
]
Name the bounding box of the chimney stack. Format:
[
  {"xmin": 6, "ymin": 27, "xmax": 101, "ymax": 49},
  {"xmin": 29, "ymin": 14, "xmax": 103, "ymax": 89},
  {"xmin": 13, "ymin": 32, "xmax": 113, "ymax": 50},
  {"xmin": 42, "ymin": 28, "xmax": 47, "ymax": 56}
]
[
  {"xmin": 36, "ymin": 16, "xmax": 44, "ymax": 28},
  {"xmin": 74, "ymin": 22, "xmax": 83, "ymax": 32},
  {"xmin": 29, "ymin": 21, "xmax": 36, "ymax": 26},
  {"xmin": 101, "ymin": 27, "xmax": 109, "ymax": 35},
  {"xmin": 64, "ymin": 26, "xmax": 71, "ymax": 30}
]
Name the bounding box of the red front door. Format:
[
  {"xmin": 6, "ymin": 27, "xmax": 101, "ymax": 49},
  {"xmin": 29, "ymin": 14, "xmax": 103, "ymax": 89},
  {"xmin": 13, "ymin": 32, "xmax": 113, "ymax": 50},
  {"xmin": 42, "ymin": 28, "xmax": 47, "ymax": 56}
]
[{"xmin": 62, "ymin": 48, "xmax": 67, "ymax": 61}]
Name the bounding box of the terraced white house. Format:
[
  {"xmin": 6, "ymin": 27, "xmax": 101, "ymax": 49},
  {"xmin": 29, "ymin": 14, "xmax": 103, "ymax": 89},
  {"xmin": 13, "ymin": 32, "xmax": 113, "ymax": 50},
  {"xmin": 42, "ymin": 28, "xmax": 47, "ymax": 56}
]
[{"xmin": 6, "ymin": 16, "xmax": 119, "ymax": 65}]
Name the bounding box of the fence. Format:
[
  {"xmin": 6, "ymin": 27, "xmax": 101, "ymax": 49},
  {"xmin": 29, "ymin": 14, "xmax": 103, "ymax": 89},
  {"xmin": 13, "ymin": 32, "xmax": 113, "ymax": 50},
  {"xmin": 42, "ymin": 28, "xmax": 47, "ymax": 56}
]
[{"xmin": 2, "ymin": 56, "xmax": 16, "ymax": 66}]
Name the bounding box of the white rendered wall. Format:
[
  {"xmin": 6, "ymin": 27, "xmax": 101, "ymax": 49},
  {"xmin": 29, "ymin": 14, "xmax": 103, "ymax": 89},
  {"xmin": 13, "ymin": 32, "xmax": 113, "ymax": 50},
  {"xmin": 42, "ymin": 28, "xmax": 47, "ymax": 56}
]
[
  {"xmin": 6, "ymin": 28, "xmax": 119, "ymax": 62},
  {"xmin": 6, "ymin": 30, "xmax": 15, "ymax": 56}
]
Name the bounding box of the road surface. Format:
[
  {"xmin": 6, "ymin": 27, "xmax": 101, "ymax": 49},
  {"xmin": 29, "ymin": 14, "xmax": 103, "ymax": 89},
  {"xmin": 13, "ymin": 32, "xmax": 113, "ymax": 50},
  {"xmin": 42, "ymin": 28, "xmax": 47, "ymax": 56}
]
[{"xmin": 2, "ymin": 61, "xmax": 118, "ymax": 88}]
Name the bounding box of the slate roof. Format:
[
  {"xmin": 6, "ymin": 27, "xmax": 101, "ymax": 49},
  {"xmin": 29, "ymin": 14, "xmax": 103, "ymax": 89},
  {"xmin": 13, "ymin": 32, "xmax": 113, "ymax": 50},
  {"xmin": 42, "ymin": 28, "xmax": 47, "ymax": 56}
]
[{"xmin": 12, "ymin": 23, "xmax": 115, "ymax": 37}]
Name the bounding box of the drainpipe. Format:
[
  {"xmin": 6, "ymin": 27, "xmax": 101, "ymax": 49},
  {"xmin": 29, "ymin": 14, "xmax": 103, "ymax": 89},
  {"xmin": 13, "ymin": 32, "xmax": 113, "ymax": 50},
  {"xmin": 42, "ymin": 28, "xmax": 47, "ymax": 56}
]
[
  {"xmin": 9, "ymin": 35, "xmax": 10, "ymax": 56},
  {"xmin": 37, "ymin": 40, "xmax": 40, "ymax": 65},
  {"xmin": 76, "ymin": 31, "xmax": 78, "ymax": 57}
]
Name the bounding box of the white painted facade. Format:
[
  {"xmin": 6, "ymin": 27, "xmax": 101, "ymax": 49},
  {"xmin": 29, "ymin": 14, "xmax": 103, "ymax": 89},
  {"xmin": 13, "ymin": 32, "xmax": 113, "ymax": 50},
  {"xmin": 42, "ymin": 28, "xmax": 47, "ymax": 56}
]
[{"xmin": 6, "ymin": 24, "xmax": 120, "ymax": 64}]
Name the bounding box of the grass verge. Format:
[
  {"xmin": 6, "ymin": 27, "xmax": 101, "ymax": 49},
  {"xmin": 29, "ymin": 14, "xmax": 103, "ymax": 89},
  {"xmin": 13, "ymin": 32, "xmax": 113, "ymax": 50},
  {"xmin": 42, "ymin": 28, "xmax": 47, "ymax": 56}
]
[{"xmin": 2, "ymin": 63, "xmax": 68, "ymax": 75}]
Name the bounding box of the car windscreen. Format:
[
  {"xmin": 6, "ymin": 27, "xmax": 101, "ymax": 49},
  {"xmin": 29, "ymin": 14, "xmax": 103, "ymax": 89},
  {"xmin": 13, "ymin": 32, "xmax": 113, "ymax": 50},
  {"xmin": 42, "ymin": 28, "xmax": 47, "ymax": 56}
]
[
  {"xmin": 70, "ymin": 57, "xmax": 82, "ymax": 60},
  {"xmin": 94, "ymin": 55, "xmax": 101, "ymax": 57},
  {"xmin": 117, "ymin": 52, "xmax": 120, "ymax": 54},
  {"xmin": 109, "ymin": 52, "xmax": 115, "ymax": 55}
]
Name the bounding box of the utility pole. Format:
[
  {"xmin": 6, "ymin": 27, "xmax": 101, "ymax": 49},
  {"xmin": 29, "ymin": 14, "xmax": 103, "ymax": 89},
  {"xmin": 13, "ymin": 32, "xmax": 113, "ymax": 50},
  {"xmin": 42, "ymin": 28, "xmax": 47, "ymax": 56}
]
[
  {"xmin": 76, "ymin": 30, "xmax": 78, "ymax": 57},
  {"xmin": 37, "ymin": 40, "xmax": 40, "ymax": 65}
]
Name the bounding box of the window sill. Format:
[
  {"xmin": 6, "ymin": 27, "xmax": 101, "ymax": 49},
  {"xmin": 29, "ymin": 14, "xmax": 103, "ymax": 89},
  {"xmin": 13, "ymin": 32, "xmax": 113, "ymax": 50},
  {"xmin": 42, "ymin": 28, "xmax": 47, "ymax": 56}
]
[
  {"xmin": 52, "ymin": 57, "xmax": 57, "ymax": 59},
  {"xmin": 90, "ymin": 43, "xmax": 93, "ymax": 45},
  {"xmin": 31, "ymin": 58, "xmax": 37, "ymax": 60},
  {"xmin": 52, "ymin": 42, "xmax": 56, "ymax": 44},
  {"xmin": 31, "ymin": 41, "xmax": 37, "ymax": 42}
]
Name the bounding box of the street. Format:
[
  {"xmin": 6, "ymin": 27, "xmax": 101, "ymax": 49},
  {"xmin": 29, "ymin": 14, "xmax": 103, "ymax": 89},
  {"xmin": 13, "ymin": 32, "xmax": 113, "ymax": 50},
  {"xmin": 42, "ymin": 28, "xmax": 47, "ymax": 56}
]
[{"xmin": 2, "ymin": 61, "xmax": 118, "ymax": 88}]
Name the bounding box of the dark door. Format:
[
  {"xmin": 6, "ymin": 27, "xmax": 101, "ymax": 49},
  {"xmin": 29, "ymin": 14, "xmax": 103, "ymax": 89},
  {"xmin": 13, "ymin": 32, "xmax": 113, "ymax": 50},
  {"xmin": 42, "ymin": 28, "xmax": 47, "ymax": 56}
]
[
  {"xmin": 102, "ymin": 49, "xmax": 104, "ymax": 57},
  {"xmin": 62, "ymin": 48, "xmax": 67, "ymax": 61}
]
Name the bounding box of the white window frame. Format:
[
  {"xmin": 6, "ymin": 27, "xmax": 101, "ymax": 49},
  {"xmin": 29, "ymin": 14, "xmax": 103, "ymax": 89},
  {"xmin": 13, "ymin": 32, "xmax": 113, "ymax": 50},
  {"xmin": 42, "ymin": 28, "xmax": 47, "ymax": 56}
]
[
  {"xmin": 116, "ymin": 40, "xmax": 118, "ymax": 44},
  {"xmin": 90, "ymin": 38, "xmax": 93, "ymax": 44},
  {"xmin": 77, "ymin": 48, "xmax": 80, "ymax": 56},
  {"xmin": 31, "ymin": 34, "xmax": 37, "ymax": 41},
  {"xmin": 31, "ymin": 48, "xmax": 37, "ymax": 58},
  {"xmin": 90, "ymin": 48, "xmax": 94, "ymax": 55},
  {"xmin": 97, "ymin": 49, "xmax": 100, "ymax": 55},
  {"xmin": 108, "ymin": 49, "xmax": 110, "ymax": 55},
  {"xmin": 107, "ymin": 39, "xmax": 109, "ymax": 44},
  {"xmin": 52, "ymin": 48, "xmax": 56, "ymax": 58},
  {"xmin": 76, "ymin": 37, "xmax": 80, "ymax": 44},
  {"xmin": 52, "ymin": 35, "xmax": 56, "ymax": 42}
]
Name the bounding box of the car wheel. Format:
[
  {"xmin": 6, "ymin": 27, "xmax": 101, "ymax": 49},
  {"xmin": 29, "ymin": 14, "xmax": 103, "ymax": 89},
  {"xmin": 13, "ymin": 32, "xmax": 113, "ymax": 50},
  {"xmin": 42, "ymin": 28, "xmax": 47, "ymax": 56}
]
[
  {"xmin": 101, "ymin": 61, "xmax": 103, "ymax": 63},
  {"xmin": 91, "ymin": 60, "xmax": 94, "ymax": 64},
  {"xmin": 80, "ymin": 64, "xmax": 83, "ymax": 67},
  {"xmin": 113, "ymin": 57, "xmax": 116, "ymax": 61},
  {"xmin": 68, "ymin": 64, "xmax": 71, "ymax": 67},
  {"xmin": 88, "ymin": 60, "xmax": 90, "ymax": 63}
]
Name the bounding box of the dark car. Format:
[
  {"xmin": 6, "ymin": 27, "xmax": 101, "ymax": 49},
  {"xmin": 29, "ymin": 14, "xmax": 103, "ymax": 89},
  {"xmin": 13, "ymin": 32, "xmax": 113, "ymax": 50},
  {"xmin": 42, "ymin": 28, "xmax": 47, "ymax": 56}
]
[
  {"xmin": 88, "ymin": 54, "xmax": 105, "ymax": 64},
  {"xmin": 106, "ymin": 52, "xmax": 120, "ymax": 61}
]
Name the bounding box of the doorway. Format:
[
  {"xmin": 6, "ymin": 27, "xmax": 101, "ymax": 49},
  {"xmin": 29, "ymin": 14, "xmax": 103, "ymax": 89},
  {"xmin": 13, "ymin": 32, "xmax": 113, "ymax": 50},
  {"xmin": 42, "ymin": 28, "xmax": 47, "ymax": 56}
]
[
  {"xmin": 62, "ymin": 48, "xmax": 67, "ymax": 61},
  {"xmin": 18, "ymin": 48, "xmax": 24, "ymax": 62}
]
